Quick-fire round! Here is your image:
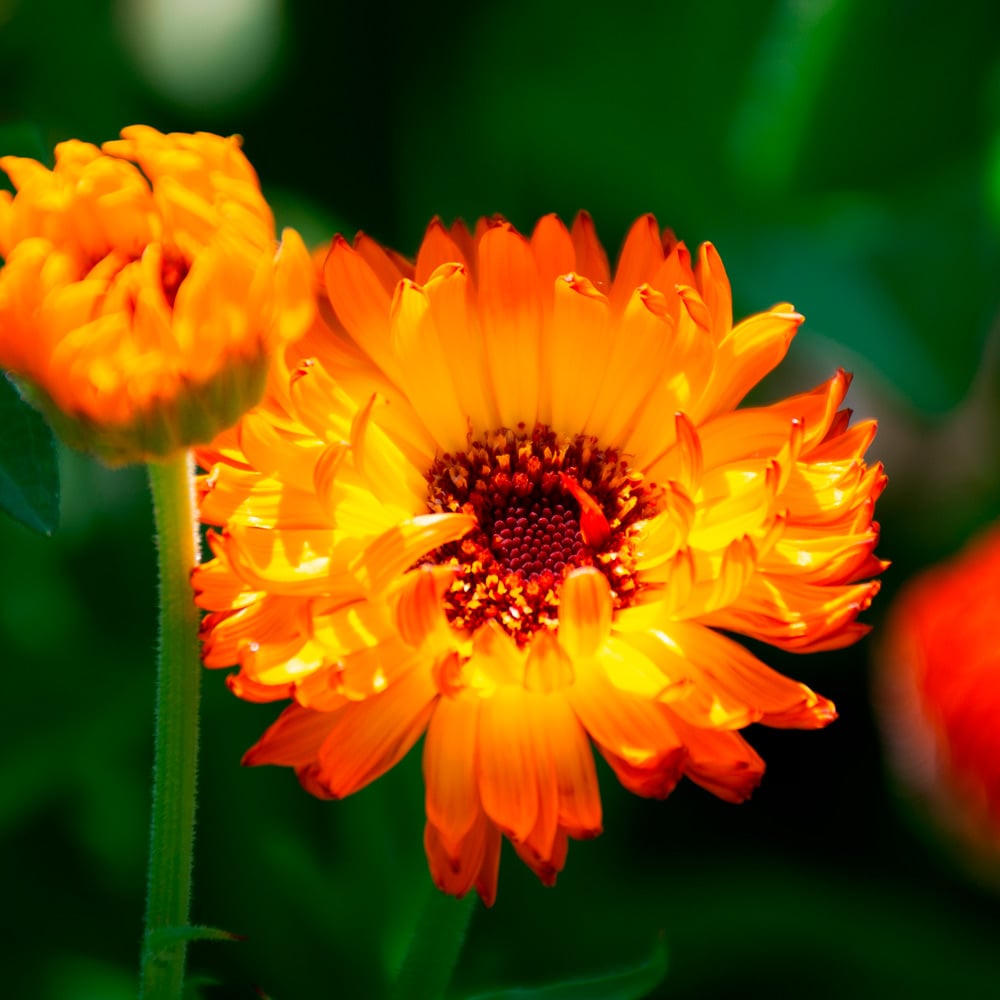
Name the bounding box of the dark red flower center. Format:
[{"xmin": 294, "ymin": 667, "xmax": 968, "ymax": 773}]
[
  {"xmin": 489, "ymin": 495, "xmax": 584, "ymax": 581},
  {"xmin": 424, "ymin": 423, "xmax": 661, "ymax": 643}
]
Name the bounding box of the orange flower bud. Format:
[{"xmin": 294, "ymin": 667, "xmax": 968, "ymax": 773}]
[{"xmin": 0, "ymin": 126, "xmax": 314, "ymax": 464}]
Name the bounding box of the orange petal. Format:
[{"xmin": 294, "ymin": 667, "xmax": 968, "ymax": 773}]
[
  {"xmin": 423, "ymin": 692, "xmax": 482, "ymax": 854},
  {"xmin": 221, "ymin": 523, "xmax": 359, "ymax": 598},
  {"xmin": 570, "ymin": 210, "xmax": 610, "ymax": 291},
  {"xmin": 545, "ymin": 273, "xmax": 610, "ymax": 433},
  {"xmin": 598, "ymin": 741, "xmax": 686, "ymax": 799},
  {"xmin": 584, "ymin": 285, "xmax": 675, "ymax": 448},
  {"xmin": 628, "ymin": 622, "xmax": 837, "ymax": 730},
  {"xmin": 308, "ymin": 665, "xmax": 437, "ymax": 797},
  {"xmin": 243, "ymin": 703, "xmax": 337, "ymax": 767},
  {"xmin": 535, "ymin": 695, "xmax": 602, "ymax": 837},
  {"xmin": 350, "ymin": 512, "xmax": 476, "ymax": 594},
  {"xmin": 558, "ymin": 567, "xmax": 613, "ymax": 660},
  {"xmin": 558, "ymin": 472, "xmax": 611, "ymax": 549},
  {"xmin": 694, "ymin": 242, "xmax": 732, "ymax": 339},
  {"xmin": 200, "ymin": 592, "xmax": 304, "ymax": 667},
  {"xmin": 701, "ymin": 574, "xmax": 881, "ymax": 652},
  {"xmin": 423, "ymin": 261, "xmax": 499, "ymax": 432},
  {"xmin": 477, "ymin": 223, "xmax": 542, "ymax": 428},
  {"xmin": 415, "ymin": 217, "xmax": 469, "ymax": 282},
  {"xmin": 389, "ymin": 278, "xmax": 469, "ymax": 453},
  {"xmin": 323, "ymin": 235, "xmax": 400, "ymax": 383},
  {"xmin": 610, "ymin": 214, "xmax": 664, "ymax": 315},
  {"xmin": 530, "ymin": 213, "xmax": 576, "ymax": 291},
  {"xmin": 395, "ymin": 563, "xmax": 456, "ymax": 651},
  {"xmin": 667, "ymin": 712, "xmax": 766, "ymax": 803},
  {"xmin": 353, "ymin": 230, "xmax": 411, "ymax": 294},
  {"xmin": 699, "ymin": 308, "xmax": 801, "ymax": 418},
  {"xmin": 512, "ymin": 827, "xmax": 568, "ymax": 887},
  {"xmin": 477, "ymin": 685, "xmax": 539, "ymax": 840},
  {"xmin": 524, "ymin": 629, "xmax": 575, "ymax": 693},
  {"xmin": 568, "ymin": 660, "xmax": 681, "ymax": 767},
  {"xmin": 424, "ymin": 812, "xmax": 501, "ymax": 906}
]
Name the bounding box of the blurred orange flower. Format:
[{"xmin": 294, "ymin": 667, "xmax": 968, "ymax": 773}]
[
  {"xmin": 0, "ymin": 126, "xmax": 313, "ymax": 463},
  {"xmin": 194, "ymin": 214, "xmax": 886, "ymax": 903},
  {"xmin": 879, "ymin": 525, "xmax": 1000, "ymax": 860}
]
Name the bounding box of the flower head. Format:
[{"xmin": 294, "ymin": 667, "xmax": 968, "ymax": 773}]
[
  {"xmin": 0, "ymin": 126, "xmax": 313, "ymax": 463},
  {"xmin": 194, "ymin": 213, "xmax": 886, "ymax": 903},
  {"xmin": 879, "ymin": 525, "xmax": 1000, "ymax": 860}
]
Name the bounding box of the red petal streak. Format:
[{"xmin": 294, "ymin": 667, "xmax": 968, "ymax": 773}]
[{"xmin": 558, "ymin": 472, "xmax": 611, "ymax": 549}]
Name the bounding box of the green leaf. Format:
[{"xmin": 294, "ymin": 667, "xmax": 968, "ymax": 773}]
[
  {"xmin": 462, "ymin": 938, "xmax": 667, "ymax": 1000},
  {"xmin": 0, "ymin": 375, "xmax": 60, "ymax": 535},
  {"xmin": 390, "ymin": 889, "xmax": 478, "ymax": 1000},
  {"xmin": 728, "ymin": 0, "xmax": 858, "ymax": 193}
]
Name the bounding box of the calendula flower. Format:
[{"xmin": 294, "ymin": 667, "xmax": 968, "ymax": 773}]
[
  {"xmin": 194, "ymin": 213, "xmax": 886, "ymax": 903},
  {"xmin": 879, "ymin": 525, "xmax": 1000, "ymax": 861},
  {"xmin": 0, "ymin": 126, "xmax": 313, "ymax": 463}
]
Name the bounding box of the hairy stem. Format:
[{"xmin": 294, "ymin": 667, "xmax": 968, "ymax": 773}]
[{"xmin": 140, "ymin": 452, "xmax": 202, "ymax": 999}]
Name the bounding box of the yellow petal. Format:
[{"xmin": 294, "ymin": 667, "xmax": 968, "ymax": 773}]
[
  {"xmin": 350, "ymin": 392, "xmax": 427, "ymax": 512},
  {"xmin": 390, "ymin": 278, "xmax": 470, "ymax": 453},
  {"xmin": 698, "ymin": 308, "xmax": 801, "ymax": 419},
  {"xmin": 323, "ymin": 235, "xmax": 401, "ymax": 384},
  {"xmin": 394, "ymin": 564, "xmax": 457, "ymax": 651},
  {"xmin": 351, "ymin": 513, "xmax": 476, "ymax": 595},
  {"xmin": 423, "ymin": 262, "xmax": 499, "ymax": 432},
  {"xmin": 558, "ymin": 567, "xmax": 612, "ymax": 660},
  {"xmin": 524, "ymin": 629, "xmax": 575, "ymax": 693},
  {"xmin": 545, "ymin": 273, "xmax": 611, "ymax": 433}
]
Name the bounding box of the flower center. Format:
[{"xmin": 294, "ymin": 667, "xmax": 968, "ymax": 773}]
[{"xmin": 424, "ymin": 424, "xmax": 661, "ymax": 644}]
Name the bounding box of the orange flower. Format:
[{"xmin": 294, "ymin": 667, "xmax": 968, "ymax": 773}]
[
  {"xmin": 879, "ymin": 525, "xmax": 1000, "ymax": 860},
  {"xmin": 0, "ymin": 126, "xmax": 313, "ymax": 463},
  {"xmin": 194, "ymin": 214, "xmax": 886, "ymax": 903}
]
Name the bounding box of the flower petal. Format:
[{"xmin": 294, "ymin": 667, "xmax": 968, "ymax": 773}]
[
  {"xmin": 424, "ymin": 812, "xmax": 501, "ymax": 906},
  {"xmin": 423, "ymin": 691, "xmax": 481, "ymax": 854},
  {"xmin": 477, "ymin": 223, "xmax": 542, "ymax": 429},
  {"xmin": 351, "ymin": 513, "xmax": 476, "ymax": 595},
  {"xmin": 545, "ymin": 273, "xmax": 610, "ymax": 433},
  {"xmin": 477, "ymin": 685, "xmax": 539, "ymax": 840},
  {"xmin": 558, "ymin": 567, "xmax": 613, "ymax": 660},
  {"xmin": 305, "ymin": 665, "xmax": 438, "ymax": 797}
]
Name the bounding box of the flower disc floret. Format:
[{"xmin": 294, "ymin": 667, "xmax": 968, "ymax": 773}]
[{"xmin": 425, "ymin": 423, "xmax": 660, "ymax": 643}]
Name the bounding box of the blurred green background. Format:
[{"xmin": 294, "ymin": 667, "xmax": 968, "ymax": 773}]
[{"xmin": 3, "ymin": 0, "xmax": 1000, "ymax": 996}]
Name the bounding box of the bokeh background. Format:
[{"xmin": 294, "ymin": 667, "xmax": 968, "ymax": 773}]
[{"xmin": 3, "ymin": 0, "xmax": 1000, "ymax": 997}]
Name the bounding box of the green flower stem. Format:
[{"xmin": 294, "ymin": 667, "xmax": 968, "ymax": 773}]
[
  {"xmin": 140, "ymin": 452, "xmax": 202, "ymax": 999},
  {"xmin": 391, "ymin": 890, "xmax": 478, "ymax": 1000}
]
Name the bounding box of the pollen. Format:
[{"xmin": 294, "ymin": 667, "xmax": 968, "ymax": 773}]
[{"xmin": 425, "ymin": 423, "xmax": 661, "ymax": 643}]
